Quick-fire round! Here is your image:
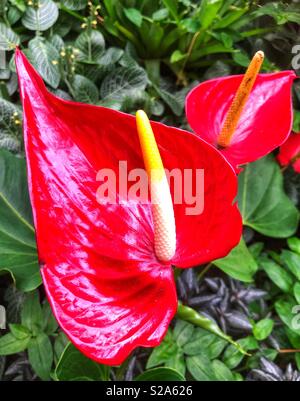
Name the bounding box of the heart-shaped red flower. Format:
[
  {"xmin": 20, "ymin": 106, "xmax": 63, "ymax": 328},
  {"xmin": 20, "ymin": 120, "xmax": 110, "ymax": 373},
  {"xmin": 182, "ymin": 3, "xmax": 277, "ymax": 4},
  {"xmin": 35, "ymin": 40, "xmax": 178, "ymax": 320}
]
[
  {"xmin": 186, "ymin": 56, "xmax": 296, "ymax": 171},
  {"xmin": 15, "ymin": 49, "xmax": 242, "ymax": 365}
]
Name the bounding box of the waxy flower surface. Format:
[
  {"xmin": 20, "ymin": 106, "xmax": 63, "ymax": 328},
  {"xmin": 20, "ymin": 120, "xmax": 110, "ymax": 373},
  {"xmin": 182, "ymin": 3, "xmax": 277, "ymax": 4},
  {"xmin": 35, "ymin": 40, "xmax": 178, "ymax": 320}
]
[
  {"xmin": 186, "ymin": 52, "xmax": 296, "ymax": 171},
  {"xmin": 277, "ymin": 132, "xmax": 300, "ymax": 173},
  {"xmin": 15, "ymin": 49, "xmax": 242, "ymax": 365}
]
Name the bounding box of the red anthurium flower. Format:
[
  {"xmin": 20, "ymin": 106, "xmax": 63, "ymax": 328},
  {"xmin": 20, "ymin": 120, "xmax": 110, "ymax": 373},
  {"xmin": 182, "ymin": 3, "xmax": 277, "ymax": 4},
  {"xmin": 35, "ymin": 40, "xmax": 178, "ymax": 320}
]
[
  {"xmin": 277, "ymin": 132, "xmax": 300, "ymax": 173},
  {"xmin": 15, "ymin": 49, "xmax": 242, "ymax": 365},
  {"xmin": 186, "ymin": 51, "xmax": 296, "ymax": 171}
]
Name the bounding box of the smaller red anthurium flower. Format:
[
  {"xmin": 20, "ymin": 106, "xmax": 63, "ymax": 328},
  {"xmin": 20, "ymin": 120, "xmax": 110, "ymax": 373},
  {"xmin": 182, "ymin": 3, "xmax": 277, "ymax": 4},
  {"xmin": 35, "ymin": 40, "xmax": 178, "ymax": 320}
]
[
  {"xmin": 186, "ymin": 51, "xmax": 296, "ymax": 171},
  {"xmin": 277, "ymin": 132, "xmax": 300, "ymax": 173},
  {"xmin": 15, "ymin": 49, "xmax": 242, "ymax": 365}
]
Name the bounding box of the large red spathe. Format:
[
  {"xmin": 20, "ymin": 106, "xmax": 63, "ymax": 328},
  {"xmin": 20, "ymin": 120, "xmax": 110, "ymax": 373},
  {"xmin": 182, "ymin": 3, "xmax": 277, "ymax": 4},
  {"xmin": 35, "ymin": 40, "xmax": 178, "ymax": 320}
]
[
  {"xmin": 186, "ymin": 72, "xmax": 296, "ymax": 170},
  {"xmin": 15, "ymin": 49, "xmax": 242, "ymax": 365}
]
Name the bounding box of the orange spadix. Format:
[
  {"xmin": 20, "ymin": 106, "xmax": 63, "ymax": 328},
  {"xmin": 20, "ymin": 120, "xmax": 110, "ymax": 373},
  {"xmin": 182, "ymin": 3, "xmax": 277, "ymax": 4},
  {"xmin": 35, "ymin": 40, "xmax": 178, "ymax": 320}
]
[
  {"xmin": 217, "ymin": 51, "xmax": 264, "ymax": 148},
  {"xmin": 136, "ymin": 110, "xmax": 176, "ymax": 262}
]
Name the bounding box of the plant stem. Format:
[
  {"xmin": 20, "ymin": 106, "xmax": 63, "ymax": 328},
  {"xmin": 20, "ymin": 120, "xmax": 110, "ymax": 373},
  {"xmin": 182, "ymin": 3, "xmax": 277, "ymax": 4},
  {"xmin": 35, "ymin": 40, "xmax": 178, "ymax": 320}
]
[
  {"xmin": 64, "ymin": 78, "xmax": 76, "ymax": 99},
  {"xmin": 60, "ymin": 5, "xmax": 86, "ymax": 21},
  {"xmin": 177, "ymin": 30, "xmax": 202, "ymax": 86},
  {"xmin": 177, "ymin": 302, "xmax": 250, "ymax": 356},
  {"xmin": 198, "ymin": 263, "xmax": 212, "ymax": 281},
  {"xmin": 278, "ymin": 349, "xmax": 300, "ymax": 353}
]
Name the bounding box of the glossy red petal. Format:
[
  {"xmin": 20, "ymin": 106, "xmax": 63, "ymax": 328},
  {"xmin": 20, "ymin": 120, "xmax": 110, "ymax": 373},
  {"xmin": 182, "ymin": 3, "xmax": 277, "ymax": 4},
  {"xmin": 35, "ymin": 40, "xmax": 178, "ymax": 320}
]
[
  {"xmin": 186, "ymin": 72, "xmax": 296, "ymax": 169},
  {"xmin": 16, "ymin": 50, "xmax": 241, "ymax": 363},
  {"xmin": 293, "ymin": 160, "xmax": 300, "ymax": 173},
  {"xmin": 16, "ymin": 49, "xmax": 177, "ymax": 365},
  {"xmin": 277, "ymin": 132, "xmax": 300, "ymax": 173},
  {"xmin": 152, "ymin": 124, "xmax": 242, "ymax": 268}
]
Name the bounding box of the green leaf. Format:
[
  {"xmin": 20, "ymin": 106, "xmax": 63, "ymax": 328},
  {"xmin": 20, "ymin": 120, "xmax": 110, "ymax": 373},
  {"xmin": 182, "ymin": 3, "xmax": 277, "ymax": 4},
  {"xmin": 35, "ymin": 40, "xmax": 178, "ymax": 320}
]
[
  {"xmin": 232, "ymin": 51, "xmax": 250, "ymax": 67},
  {"xmin": 287, "ymin": 237, "xmax": 300, "ymax": 254},
  {"xmin": 281, "ymin": 250, "xmax": 300, "ymax": 280},
  {"xmin": 237, "ymin": 155, "xmax": 299, "ymax": 238},
  {"xmin": 98, "ymin": 47, "xmax": 123, "ymax": 66},
  {"xmin": 219, "ymin": 32, "xmax": 233, "ymax": 49},
  {"xmin": 154, "ymin": 85, "xmax": 183, "ymax": 116},
  {"xmin": 0, "ymin": 22, "xmax": 20, "ymax": 49},
  {"xmin": 7, "ymin": 6, "xmax": 22, "ymax": 25},
  {"xmin": 22, "ymin": 0, "xmax": 59, "ymax": 31},
  {"xmin": 55, "ymin": 343, "xmax": 110, "ymax": 381},
  {"xmin": 286, "ymin": 327, "xmax": 300, "ymax": 349},
  {"xmin": 186, "ymin": 354, "xmax": 216, "ymax": 381},
  {"xmin": 54, "ymin": 332, "xmax": 68, "ymax": 363},
  {"xmin": 28, "ymin": 37, "xmax": 61, "ymax": 88},
  {"xmin": 213, "ymin": 6, "xmax": 248, "ymax": 29},
  {"xmin": 189, "ymin": 43, "xmax": 234, "ymax": 61},
  {"xmin": 49, "ymin": 34, "xmax": 65, "ymax": 52},
  {"xmin": 214, "ymin": 238, "xmax": 258, "ymax": 282},
  {"xmin": 28, "ymin": 332, "xmax": 53, "ymax": 380},
  {"xmin": 139, "ymin": 21, "xmax": 164, "ymax": 55},
  {"xmin": 293, "ymin": 110, "xmax": 300, "ymax": 132},
  {"xmin": 165, "ymin": 352, "xmax": 186, "ymax": 376},
  {"xmin": 223, "ymin": 336, "xmax": 258, "ymax": 369},
  {"xmin": 0, "ymin": 150, "xmax": 40, "ymax": 291},
  {"xmin": 9, "ymin": 323, "xmax": 31, "ymax": 339},
  {"xmin": 248, "ymin": 242, "xmax": 264, "ymax": 261},
  {"xmin": 182, "ymin": 328, "xmax": 226, "ymax": 359},
  {"xmin": 181, "ymin": 18, "xmax": 201, "ymax": 33},
  {"xmin": 147, "ymin": 331, "xmax": 180, "ymax": 369},
  {"xmin": 61, "ymin": 0, "xmax": 87, "ymax": 10},
  {"xmin": 72, "ymin": 75, "xmax": 99, "ymax": 104},
  {"xmin": 9, "ymin": 0, "xmax": 26, "ymax": 13},
  {"xmin": 212, "ymin": 360, "xmax": 234, "ymax": 381},
  {"xmin": 124, "ymin": 8, "xmax": 143, "ymax": 28},
  {"xmin": 275, "ymin": 298, "xmax": 300, "ymax": 335},
  {"xmin": 0, "ymin": 332, "xmax": 30, "ymax": 355},
  {"xmin": 75, "ymin": 30, "xmax": 105, "ymax": 63},
  {"xmin": 260, "ymin": 257, "xmax": 294, "ymax": 293},
  {"xmin": 0, "ymin": 98, "xmax": 22, "ymax": 153},
  {"xmin": 152, "ymin": 8, "xmax": 169, "ymax": 21},
  {"xmin": 135, "ymin": 367, "xmax": 185, "ymax": 381},
  {"xmin": 294, "ymin": 282, "xmax": 300, "ymax": 304},
  {"xmin": 161, "ymin": 0, "xmax": 179, "ymax": 21},
  {"xmin": 248, "ymin": 348, "xmax": 278, "ymax": 369},
  {"xmin": 253, "ymin": 318, "xmax": 274, "ymax": 341},
  {"xmin": 21, "ymin": 291, "xmax": 43, "ymax": 334},
  {"xmin": 253, "ymin": 3, "xmax": 300, "ymax": 25},
  {"xmin": 42, "ymin": 300, "xmax": 58, "ymax": 335},
  {"xmin": 170, "ymin": 50, "xmax": 187, "ymax": 63},
  {"xmin": 198, "ymin": 0, "xmax": 223, "ymax": 29},
  {"xmin": 4, "ymin": 286, "xmax": 24, "ymax": 322},
  {"xmin": 173, "ymin": 320, "xmax": 194, "ymax": 347},
  {"xmin": 100, "ymin": 66, "xmax": 148, "ymax": 101}
]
